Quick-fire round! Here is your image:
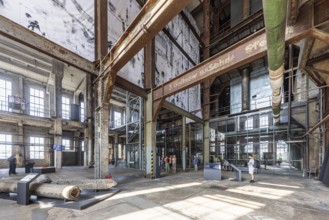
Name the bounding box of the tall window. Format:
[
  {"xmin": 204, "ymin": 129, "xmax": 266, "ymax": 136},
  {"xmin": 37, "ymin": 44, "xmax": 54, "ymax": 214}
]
[
  {"xmin": 30, "ymin": 137, "xmax": 45, "ymax": 159},
  {"xmin": 220, "ymin": 142, "xmax": 225, "ymax": 153},
  {"xmin": 0, "ymin": 134, "xmax": 12, "ymax": 159},
  {"xmin": 259, "ymin": 141, "xmax": 269, "ymax": 159},
  {"xmin": 62, "ymin": 97, "xmax": 70, "ymax": 120},
  {"xmin": 81, "ymin": 141, "xmax": 85, "ymax": 151},
  {"xmin": 245, "ymin": 142, "xmax": 253, "ymax": 153},
  {"xmin": 259, "ymin": 115, "xmax": 269, "ymax": 128},
  {"xmin": 62, "ymin": 139, "xmax": 71, "ymax": 151},
  {"xmin": 80, "ymin": 102, "xmax": 85, "ymax": 122},
  {"xmin": 114, "ymin": 111, "xmax": 121, "ymax": 127},
  {"xmin": 245, "ymin": 117, "xmax": 253, "ymax": 130},
  {"xmin": 0, "ymin": 79, "xmax": 12, "ymax": 111},
  {"xmin": 30, "ymin": 88, "xmax": 44, "ymax": 117}
]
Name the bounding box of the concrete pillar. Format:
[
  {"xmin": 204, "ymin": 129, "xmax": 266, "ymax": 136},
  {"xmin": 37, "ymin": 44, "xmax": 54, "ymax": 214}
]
[
  {"xmin": 188, "ymin": 123, "xmax": 192, "ymax": 168},
  {"xmin": 203, "ymin": 121, "xmax": 210, "ymax": 164},
  {"xmin": 114, "ymin": 133, "xmax": 118, "ymax": 166},
  {"xmin": 17, "ymin": 123, "xmax": 24, "ymax": 167},
  {"xmin": 95, "ymin": 103, "xmax": 109, "ymax": 178},
  {"xmin": 144, "ymin": 93, "xmax": 156, "ymax": 176},
  {"xmin": 54, "ymin": 119, "xmax": 62, "ymax": 168},
  {"xmin": 241, "ymin": 68, "xmax": 250, "ymax": 111},
  {"xmin": 53, "ymin": 59, "xmax": 64, "ymax": 169},
  {"xmin": 74, "ymin": 131, "xmax": 81, "ymax": 165},
  {"xmin": 84, "ymin": 75, "xmax": 93, "ymax": 167}
]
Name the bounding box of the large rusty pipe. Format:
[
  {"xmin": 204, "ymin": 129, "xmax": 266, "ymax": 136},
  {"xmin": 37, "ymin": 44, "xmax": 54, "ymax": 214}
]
[
  {"xmin": 262, "ymin": 0, "xmax": 287, "ymax": 122},
  {"xmin": 241, "ymin": 68, "xmax": 250, "ymax": 111}
]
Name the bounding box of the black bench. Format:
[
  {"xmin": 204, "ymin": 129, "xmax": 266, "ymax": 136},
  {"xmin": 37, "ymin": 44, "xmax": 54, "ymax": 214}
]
[{"xmin": 31, "ymin": 167, "xmax": 56, "ymax": 174}]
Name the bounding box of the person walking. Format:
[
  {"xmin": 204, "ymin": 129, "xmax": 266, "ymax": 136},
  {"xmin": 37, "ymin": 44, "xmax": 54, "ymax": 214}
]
[
  {"xmin": 7, "ymin": 155, "xmax": 17, "ymax": 175},
  {"xmin": 164, "ymin": 155, "xmax": 170, "ymax": 173},
  {"xmin": 193, "ymin": 155, "xmax": 199, "ymax": 172},
  {"xmin": 172, "ymin": 155, "xmax": 177, "ymax": 173},
  {"xmin": 248, "ymin": 155, "xmax": 255, "ymax": 183}
]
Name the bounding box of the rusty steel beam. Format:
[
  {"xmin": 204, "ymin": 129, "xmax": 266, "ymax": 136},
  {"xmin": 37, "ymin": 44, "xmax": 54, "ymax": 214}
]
[
  {"xmin": 312, "ymin": 28, "xmax": 329, "ymax": 44},
  {"xmin": 287, "ymin": 0, "xmax": 299, "ymax": 25},
  {"xmin": 162, "ymin": 100, "xmax": 203, "ymax": 124},
  {"xmin": 0, "ymin": 15, "xmax": 96, "ymax": 75},
  {"xmin": 115, "ymin": 75, "xmax": 147, "ymax": 98},
  {"xmin": 101, "ymin": 0, "xmax": 190, "ymax": 78},
  {"xmin": 153, "ymin": 8, "xmax": 313, "ymax": 101}
]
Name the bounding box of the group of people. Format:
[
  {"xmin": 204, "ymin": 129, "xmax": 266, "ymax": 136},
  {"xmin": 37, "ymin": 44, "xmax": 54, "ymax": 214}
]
[{"xmin": 162, "ymin": 155, "xmax": 177, "ymax": 173}]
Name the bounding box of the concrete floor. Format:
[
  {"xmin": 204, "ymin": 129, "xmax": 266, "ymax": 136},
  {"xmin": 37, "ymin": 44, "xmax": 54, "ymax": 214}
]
[{"xmin": 0, "ymin": 166, "xmax": 329, "ymax": 220}]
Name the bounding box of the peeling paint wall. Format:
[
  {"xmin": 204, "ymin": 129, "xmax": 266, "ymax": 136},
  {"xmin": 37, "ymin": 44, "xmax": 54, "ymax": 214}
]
[
  {"xmin": 0, "ymin": 0, "xmax": 95, "ymax": 61},
  {"xmin": 108, "ymin": 1, "xmax": 201, "ymax": 114},
  {"xmin": 155, "ymin": 9, "xmax": 201, "ymax": 116},
  {"xmin": 231, "ymin": 67, "xmax": 272, "ymax": 114},
  {"xmin": 108, "ymin": 0, "xmax": 145, "ymax": 88}
]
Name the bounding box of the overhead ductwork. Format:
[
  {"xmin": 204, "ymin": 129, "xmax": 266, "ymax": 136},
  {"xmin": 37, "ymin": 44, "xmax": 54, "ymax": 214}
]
[{"xmin": 262, "ymin": 0, "xmax": 287, "ymax": 122}]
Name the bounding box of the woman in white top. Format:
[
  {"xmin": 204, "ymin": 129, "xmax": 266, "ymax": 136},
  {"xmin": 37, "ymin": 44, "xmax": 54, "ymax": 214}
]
[{"xmin": 248, "ymin": 155, "xmax": 255, "ymax": 183}]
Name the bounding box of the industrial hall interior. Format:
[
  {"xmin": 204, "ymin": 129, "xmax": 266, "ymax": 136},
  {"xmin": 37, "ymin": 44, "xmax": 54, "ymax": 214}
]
[{"xmin": 1, "ymin": 0, "xmax": 329, "ymax": 219}]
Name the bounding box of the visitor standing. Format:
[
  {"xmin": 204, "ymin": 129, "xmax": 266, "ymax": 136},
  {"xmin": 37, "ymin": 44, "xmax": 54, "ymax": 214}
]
[{"xmin": 193, "ymin": 155, "xmax": 199, "ymax": 172}]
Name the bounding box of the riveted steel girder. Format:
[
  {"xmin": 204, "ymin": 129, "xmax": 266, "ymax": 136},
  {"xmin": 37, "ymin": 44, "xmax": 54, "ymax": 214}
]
[{"xmin": 101, "ymin": 0, "xmax": 191, "ymax": 102}]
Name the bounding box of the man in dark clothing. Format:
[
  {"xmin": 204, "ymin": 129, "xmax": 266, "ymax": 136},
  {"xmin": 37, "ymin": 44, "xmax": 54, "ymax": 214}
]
[{"xmin": 7, "ymin": 155, "xmax": 17, "ymax": 175}]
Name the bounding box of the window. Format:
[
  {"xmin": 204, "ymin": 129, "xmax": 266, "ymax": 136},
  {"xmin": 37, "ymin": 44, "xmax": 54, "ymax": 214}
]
[
  {"xmin": 0, "ymin": 134, "xmax": 12, "ymax": 159},
  {"xmin": 0, "ymin": 79, "xmax": 12, "ymax": 111},
  {"xmin": 245, "ymin": 117, "xmax": 253, "ymax": 130},
  {"xmin": 81, "ymin": 141, "xmax": 84, "ymax": 151},
  {"xmin": 259, "ymin": 115, "xmax": 268, "ymax": 128},
  {"xmin": 245, "ymin": 142, "xmax": 253, "ymax": 153},
  {"xmin": 220, "ymin": 142, "xmax": 225, "ymax": 153},
  {"xmin": 80, "ymin": 102, "xmax": 85, "ymax": 122},
  {"xmin": 30, "ymin": 88, "xmax": 44, "ymax": 117},
  {"xmin": 62, "ymin": 139, "xmax": 71, "ymax": 151},
  {"xmin": 62, "ymin": 97, "xmax": 70, "ymax": 120},
  {"xmin": 259, "ymin": 141, "xmax": 269, "ymax": 159},
  {"xmin": 30, "ymin": 137, "xmax": 45, "ymax": 159},
  {"xmin": 114, "ymin": 111, "xmax": 121, "ymax": 127}
]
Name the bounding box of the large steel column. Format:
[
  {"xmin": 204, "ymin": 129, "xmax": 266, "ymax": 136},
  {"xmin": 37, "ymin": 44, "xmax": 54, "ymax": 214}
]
[
  {"xmin": 145, "ymin": 93, "xmax": 156, "ymax": 177},
  {"xmin": 144, "ymin": 39, "xmax": 155, "ymax": 89},
  {"xmin": 182, "ymin": 116, "xmax": 186, "ymax": 171},
  {"xmin": 94, "ymin": 0, "xmax": 108, "ymax": 60},
  {"xmin": 94, "ymin": 0, "xmax": 109, "ymax": 178},
  {"xmin": 53, "ymin": 59, "xmax": 64, "ymax": 169},
  {"xmin": 94, "ymin": 103, "xmax": 109, "ymax": 179},
  {"xmin": 263, "ymin": 0, "xmax": 287, "ymax": 122},
  {"xmin": 202, "ymin": 0, "xmax": 211, "ymax": 164},
  {"xmin": 203, "ymin": 121, "xmax": 210, "ymax": 164},
  {"xmin": 241, "ymin": 68, "xmax": 250, "ymax": 111},
  {"xmin": 242, "ymin": 0, "xmax": 250, "ymax": 20}
]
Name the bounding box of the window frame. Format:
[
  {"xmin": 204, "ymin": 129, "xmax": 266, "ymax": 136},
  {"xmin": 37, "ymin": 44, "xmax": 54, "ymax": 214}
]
[
  {"xmin": 62, "ymin": 96, "xmax": 70, "ymax": 120},
  {"xmin": 30, "ymin": 136, "xmax": 45, "ymax": 159},
  {"xmin": 0, "ymin": 134, "xmax": 12, "ymax": 159},
  {"xmin": 29, "ymin": 87, "xmax": 45, "ymax": 117},
  {"xmin": 0, "ymin": 79, "xmax": 12, "ymax": 112}
]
